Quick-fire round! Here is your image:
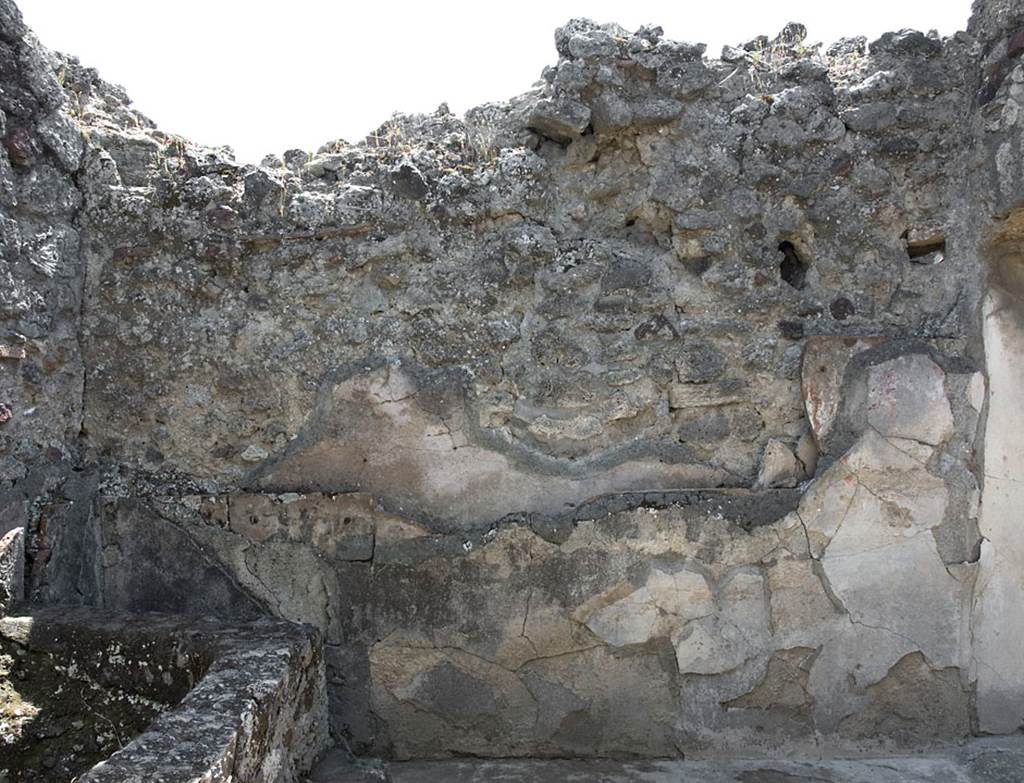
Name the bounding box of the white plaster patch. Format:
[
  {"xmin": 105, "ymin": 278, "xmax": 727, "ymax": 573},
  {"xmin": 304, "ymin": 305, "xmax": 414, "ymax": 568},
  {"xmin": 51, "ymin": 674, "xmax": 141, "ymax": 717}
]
[
  {"xmin": 584, "ymin": 567, "xmax": 713, "ymax": 647},
  {"xmin": 807, "ymin": 622, "xmax": 919, "ymax": 732},
  {"xmin": 801, "ymin": 430, "xmax": 947, "ymax": 560},
  {"xmin": 968, "ymin": 371, "xmax": 986, "ymax": 412},
  {"xmin": 673, "ymin": 570, "xmax": 770, "ymax": 675},
  {"xmin": 865, "ymin": 354, "xmax": 953, "ymax": 446},
  {"xmin": 823, "ymin": 534, "xmax": 964, "ymax": 669}
]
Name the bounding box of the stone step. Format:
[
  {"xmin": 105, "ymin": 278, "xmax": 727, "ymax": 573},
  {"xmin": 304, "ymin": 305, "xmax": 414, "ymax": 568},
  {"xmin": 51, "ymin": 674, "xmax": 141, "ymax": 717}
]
[{"xmin": 308, "ymin": 737, "xmax": 1024, "ymax": 782}]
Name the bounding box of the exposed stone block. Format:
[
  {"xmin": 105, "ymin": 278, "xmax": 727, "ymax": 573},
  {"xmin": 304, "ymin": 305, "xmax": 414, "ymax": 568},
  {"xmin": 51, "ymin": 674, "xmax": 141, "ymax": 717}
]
[{"xmin": 0, "ymin": 526, "xmax": 24, "ymax": 615}]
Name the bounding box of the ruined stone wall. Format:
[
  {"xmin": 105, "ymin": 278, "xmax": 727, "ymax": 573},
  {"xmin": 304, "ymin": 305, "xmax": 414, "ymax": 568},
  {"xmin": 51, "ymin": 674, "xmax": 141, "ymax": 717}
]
[
  {"xmin": 0, "ymin": 0, "xmax": 100, "ymax": 606},
  {"xmin": 77, "ymin": 23, "xmax": 980, "ymax": 525},
  {"xmin": 3, "ymin": 0, "xmax": 1024, "ymax": 763}
]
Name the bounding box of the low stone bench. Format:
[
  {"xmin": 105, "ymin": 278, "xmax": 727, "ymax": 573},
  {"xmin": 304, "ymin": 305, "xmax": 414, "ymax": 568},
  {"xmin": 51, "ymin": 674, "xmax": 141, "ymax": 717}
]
[{"xmin": 0, "ymin": 608, "xmax": 328, "ymax": 782}]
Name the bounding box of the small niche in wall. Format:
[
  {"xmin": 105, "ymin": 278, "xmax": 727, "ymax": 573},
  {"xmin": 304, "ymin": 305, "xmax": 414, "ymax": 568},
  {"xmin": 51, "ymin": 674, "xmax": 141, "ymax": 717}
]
[
  {"xmin": 903, "ymin": 230, "xmax": 946, "ymax": 265},
  {"xmin": 779, "ymin": 241, "xmax": 809, "ymax": 289}
]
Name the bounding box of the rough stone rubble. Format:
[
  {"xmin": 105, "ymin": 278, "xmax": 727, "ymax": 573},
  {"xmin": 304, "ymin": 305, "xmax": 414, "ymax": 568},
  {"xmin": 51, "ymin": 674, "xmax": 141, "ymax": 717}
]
[{"xmin": 2, "ymin": 0, "xmax": 1024, "ymax": 776}]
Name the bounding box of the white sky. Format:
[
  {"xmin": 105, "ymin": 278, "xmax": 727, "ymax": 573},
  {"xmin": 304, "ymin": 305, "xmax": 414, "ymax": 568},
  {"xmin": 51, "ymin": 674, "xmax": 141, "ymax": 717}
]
[{"xmin": 20, "ymin": 1, "xmax": 971, "ymax": 163}]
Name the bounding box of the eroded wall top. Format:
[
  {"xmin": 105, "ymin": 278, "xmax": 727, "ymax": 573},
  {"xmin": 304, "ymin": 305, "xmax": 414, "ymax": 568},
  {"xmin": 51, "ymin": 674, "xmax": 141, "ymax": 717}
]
[{"xmin": 61, "ymin": 11, "xmax": 985, "ymax": 527}]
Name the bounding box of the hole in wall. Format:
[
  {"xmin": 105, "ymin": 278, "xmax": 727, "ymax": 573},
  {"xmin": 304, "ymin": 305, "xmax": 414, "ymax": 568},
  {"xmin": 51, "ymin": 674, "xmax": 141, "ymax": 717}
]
[
  {"xmin": 779, "ymin": 241, "xmax": 809, "ymax": 289},
  {"xmin": 902, "ymin": 230, "xmax": 947, "ymax": 264},
  {"xmin": 830, "ymin": 296, "xmax": 855, "ymax": 320},
  {"xmin": 683, "ymin": 257, "xmax": 712, "ymax": 276},
  {"xmin": 778, "ymin": 320, "xmax": 804, "ymax": 339}
]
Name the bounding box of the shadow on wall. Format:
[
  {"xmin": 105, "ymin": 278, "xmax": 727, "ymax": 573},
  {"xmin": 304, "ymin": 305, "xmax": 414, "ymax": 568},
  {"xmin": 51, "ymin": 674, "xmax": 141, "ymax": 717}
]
[{"xmin": 987, "ymin": 208, "xmax": 1024, "ymax": 327}]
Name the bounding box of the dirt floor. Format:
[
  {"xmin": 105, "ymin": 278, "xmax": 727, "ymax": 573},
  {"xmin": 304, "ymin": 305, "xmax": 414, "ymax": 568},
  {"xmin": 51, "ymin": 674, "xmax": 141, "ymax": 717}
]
[{"xmin": 0, "ymin": 636, "xmax": 167, "ymax": 783}]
